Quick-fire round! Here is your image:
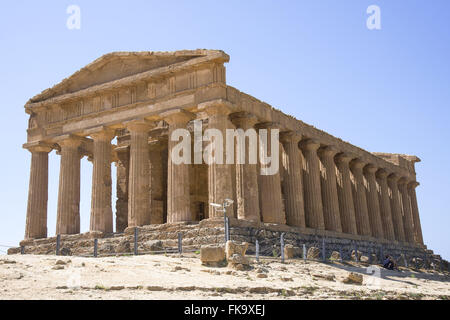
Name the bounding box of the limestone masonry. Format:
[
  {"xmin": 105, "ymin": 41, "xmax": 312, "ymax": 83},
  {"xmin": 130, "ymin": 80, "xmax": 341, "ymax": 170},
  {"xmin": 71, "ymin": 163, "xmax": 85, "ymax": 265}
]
[{"xmin": 16, "ymin": 50, "xmax": 431, "ymax": 258}]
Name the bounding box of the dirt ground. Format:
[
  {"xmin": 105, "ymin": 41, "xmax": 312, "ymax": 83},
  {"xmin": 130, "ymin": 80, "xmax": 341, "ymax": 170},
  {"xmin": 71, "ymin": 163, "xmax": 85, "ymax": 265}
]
[{"xmin": 0, "ymin": 253, "xmax": 449, "ymax": 300}]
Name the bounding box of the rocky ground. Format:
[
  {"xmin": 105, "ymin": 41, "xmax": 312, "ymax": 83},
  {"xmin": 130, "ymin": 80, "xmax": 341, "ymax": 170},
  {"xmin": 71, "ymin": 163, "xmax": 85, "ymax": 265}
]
[{"xmin": 0, "ymin": 253, "xmax": 449, "ymax": 300}]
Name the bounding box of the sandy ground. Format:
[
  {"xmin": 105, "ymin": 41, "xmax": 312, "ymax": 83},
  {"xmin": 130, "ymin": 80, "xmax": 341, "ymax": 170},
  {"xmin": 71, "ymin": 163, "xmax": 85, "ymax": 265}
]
[{"xmin": 0, "ymin": 253, "xmax": 449, "ymax": 300}]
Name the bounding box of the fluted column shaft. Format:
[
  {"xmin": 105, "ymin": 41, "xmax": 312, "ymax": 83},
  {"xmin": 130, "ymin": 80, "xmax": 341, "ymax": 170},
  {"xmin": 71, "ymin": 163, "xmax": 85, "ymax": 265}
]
[
  {"xmin": 163, "ymin": 110, "xmax": 193, "ymax": 223},
  {"xmin": 408, "ymin": 181, "xmax": 424, "ymax": 245},
  {"xmin": 318, "ymin": 146, "xmax": 342, "ymax": 232},
  {"xmin": 232, "ymin": 113, "xmax": 260, "ymax": 222},
  {"xmin": 201, "ymin": 104, "xmax": 235, "ymax": 218},
  {"xmin": 280, "ymin": 132, "xmax": 305, "ymax": 227},
  {"xmin": 90, "ymin": 129, "xmax": 115, "ymax": 233},
  {"xmin": 387, "ymin": 174, "xmax": 406, "ymax": 242},
  {"xmin": 127, "ymin": 121, "xmax": 153, "ymax": 227},
  {"xmin": 398, "ymin": 178, "xmax": 415, "ymax": 243},
  {"xmin": 300, "ymin": 139, "xmax": 324, "ymax": 230},
  {"xmin": 364, "ymin": 165, "xmax": 384, "ymax": 238},
  {"xmin": 115, "ymin": 147, "xmax": 129, "ymax": 232},
  {"xmin": 376, "ymin": 169, "xmax": 395, "ymax": 240},
  {"xmin": 335, "ymin": 153, "xmax": 358, "ymax": 235},
  {"xmin": 350, "ymin": 159, "xmax": 371, "ymax": 236},
  {"xmin": 56, "ymin": 138, "xmax": 82, "ymax": 235},
  {"xmin": 25, "ymin": 145, "xmax": 52, "ymax": 239},
  {"xmin": 257, "ymin": 123, "xmax": 285, "ymax": 224}
]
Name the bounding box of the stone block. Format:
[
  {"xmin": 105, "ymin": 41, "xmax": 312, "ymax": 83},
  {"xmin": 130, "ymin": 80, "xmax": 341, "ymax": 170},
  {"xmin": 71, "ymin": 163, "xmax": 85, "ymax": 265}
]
[
  {"xmin": 200, "ymin": 245, "xmax": 226, "ymax": 266},
  {"xmin": 225, "ymin": 240, "xmax": 248, "ymax": 260},
  {"xmin": 307, "ymin": 247, "xmax": 320, "ymax": 260}
]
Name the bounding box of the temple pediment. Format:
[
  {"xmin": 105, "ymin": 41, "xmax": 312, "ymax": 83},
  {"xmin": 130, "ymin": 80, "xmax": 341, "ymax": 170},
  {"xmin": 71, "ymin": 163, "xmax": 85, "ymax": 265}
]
[{"xmin": 29, "ymin": 49, "xmax": 229, "ymax": 104}]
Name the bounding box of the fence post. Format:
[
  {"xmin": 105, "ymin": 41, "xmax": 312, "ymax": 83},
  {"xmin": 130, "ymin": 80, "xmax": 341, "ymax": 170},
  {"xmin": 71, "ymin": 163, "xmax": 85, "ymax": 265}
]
[
  {"xmin": 322, "ymin": 238, "xmax": 326, "ymax": 262},
  {"xmin": 56, "ymin": 234, "xmax": 61, "ymax": 256},
  {"xmin": 303, "ymin": 244, "xmax": 307, "ymax": 262},
  {"xmin": 94, "ymin": 239, "xmax": 98, "ymax": 258},
  {"xmin": 224, "ymin": 217, "xmax": 230, "ymax": 243},
  {"xmin": 134, "ymin": 228, "xmax": 138, "ymax": 256},
  {"xmin": 178, "ymin": 232, "xmax": 183, "ymax": 254},
  {"xmin": 20, "ymin": 246, "xmax": 25, "ymax": 255},
  {"xmin": 403, "ymin": 252, "xmax": 408, "ymax": 268},
  {"xmin": 255, "ymin": 239, "xmax": 260, "ymax": 263},
  {"xmin": 280, "ymin": 233, "xmax": 285, "ymax": 263}
]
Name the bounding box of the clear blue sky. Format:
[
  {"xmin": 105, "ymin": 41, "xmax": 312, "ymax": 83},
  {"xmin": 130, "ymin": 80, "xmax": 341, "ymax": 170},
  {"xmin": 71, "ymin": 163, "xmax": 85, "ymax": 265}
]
[{"xmin": 0, "ymin": 1, "xmax": 448, "ymax": 259}]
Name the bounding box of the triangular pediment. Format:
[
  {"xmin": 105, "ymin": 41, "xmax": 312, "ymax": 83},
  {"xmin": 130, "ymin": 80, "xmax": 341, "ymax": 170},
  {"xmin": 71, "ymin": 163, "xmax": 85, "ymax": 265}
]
[{"xmin": 30, "ymin": 49, "xmax": 228, "ymax": 103}]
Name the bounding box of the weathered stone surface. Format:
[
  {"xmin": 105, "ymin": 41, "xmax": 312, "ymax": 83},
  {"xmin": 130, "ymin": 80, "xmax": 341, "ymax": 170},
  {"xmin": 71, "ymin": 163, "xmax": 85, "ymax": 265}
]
[
  {"xmin": 225, "ymin": 241, "xmax": 248, "ymax": 260},
  {"xmin": 115, "ymin": 239, "xmax": 131, "ymax": 253},
  {"xmin": 330, "ymin": 251, "xmax": 341, "ymax": 261},
  {"xmin": 307, "ymin": 247, "xmax": 321, "ymax": 260},
  {"xmin": 342, "ymin": 272, "xmax": 363, "ymax": 285},
  {"xmin": 143, "ymin": 240, "xmax": 163, "ymax": 252},
  {"xmin": 284, "ymin": 244, "xmax": 295, "ymax": 259},
  {"xmin": 200, "ymin": 245, "xmax": 225, "ymax": 266},
  {"xmin": 228, "ymin": 254, "xmax": 250, "ymax": 266}
]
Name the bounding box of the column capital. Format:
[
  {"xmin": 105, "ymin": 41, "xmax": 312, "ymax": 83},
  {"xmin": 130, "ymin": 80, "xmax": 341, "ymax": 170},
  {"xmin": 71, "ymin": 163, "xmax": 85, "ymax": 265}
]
[
  {"xmin": 23, "ymin": 141, "xmax": 53, "ymax": 153},
  {"xmin": 198, "ymin": 99, "xmax": 236, "ymax": 116},
  {"xmin": 350, "ymin": 158, "xmax": 366, "ymax": 170},
  {"xmin": 335, "ymin": 152, "xmax": 356, "ymax": 164},
  {"xmin": 299, "ymin": 138, "xmax": 320, "ymax": 151},
  {"xmin": 387, "ymin": 172, "xmax": 401, "ymax": 183},
  {"xmin": 161, "ymin": 109, "xmax": 195, "ymax": 125},
  {"xmin": 124, "ymin": 119, "xmax": 155, "ymax": 132},
  {"xmin": 376, "ymin": 168, "xmax": 390, "ymax": 179},
  {"xmin": 230, "ymin": 112, "xmax": 258, "ymax": 129},
  {"xmin": 398, "ymin": 177, "xmax": 408, "ymax": 186},
  {"xmin": 318, "ymin": 145, "xmax": 339, "ymax": 158},
  {"xmin": 279, "ymin": 131, "xmax": 302, "ymax": 144},
  {"xmin": 408, "ymin": 181, "xmax": 420, "ymax": 189},
  {"xmin": 55, "ymin": 135, "xmax": 84, "ymax": 148},
  {"xmin": 363, "ymin": 164, "xmax": 378, "ymax": 174},
  {"xmin": 86, "ymin": 127, "xmax": 116, "ymax": 141},
  {"xmin": 255, "ymin": 121, "xmax": 280, "ymax": 130}
]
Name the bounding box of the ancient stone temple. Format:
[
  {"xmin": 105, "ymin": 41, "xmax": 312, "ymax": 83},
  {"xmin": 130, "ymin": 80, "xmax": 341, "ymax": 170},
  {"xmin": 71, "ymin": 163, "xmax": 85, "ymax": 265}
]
[{"xmin": 19, "ymin": 50, "xmax": 427, "ymax": 256}]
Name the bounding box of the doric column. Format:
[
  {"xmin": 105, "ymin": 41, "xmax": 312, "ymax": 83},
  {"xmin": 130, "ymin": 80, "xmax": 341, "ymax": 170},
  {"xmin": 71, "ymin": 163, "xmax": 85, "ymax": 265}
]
[
  {"xmin": 257, "ymin": 122, "xmax": 285, "ymax": 224},
  {"xmin": 387, "ymin": 173, "xmax": 406, "ymax": 242},
  {"xmin": 350, "ymin": 158, "xmax": 371, "ymax": 236},
  {"xmin": 115, "ymin": 146, "xmax": 129, "ymax": 233},
  {"xmin": 335, "ymin": 153, "xmax": 358, "ymax": 235},
  {"xmin": 56, "ymin": 136, "xmax": 82, "ymax": 235},
  {"xmin": 299, "ymin": 139, "xmax": 324, "ymax": 230},
  {"xmin": 24, "ymin": 143, "xmax": 52, "ymax": 239},
  {"xmin": 408, "ymin": 181, "xmax": 424, "ymax": 245},
  {"xmin": 318, "ymin": 146, "xmax": 342, "ymax": 232},
  {"xmin": 126, "ymin": 120, "xmax": 154, "ymax": 227},
  {"xmin": 376, "ymin": 169, "xmax": 395, "ymax": 240},
  {"xmin": 89, "ymin": 128, "xmax": 115, "ymax": 233},
  {"xmin": 398, "ymin": 178, "xmax": 415, "ymax": 243},
  {"xmin": 364, "ymin": 164, "xmax": 384, "ymax": 238},
  {"xmin": 280, "ymin": 131, "xmax": 305, "ymax": 227},
  {"xmin": 200, "ymin": 101, "xmax": 235, "ymax": 218},
  {"xmin": 231, "ymin": 113, "xmax": 261, "ymax": 222},
  {"xmin": 162, "ymin": 109, "xmax": 193, "ymax": 223}
]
